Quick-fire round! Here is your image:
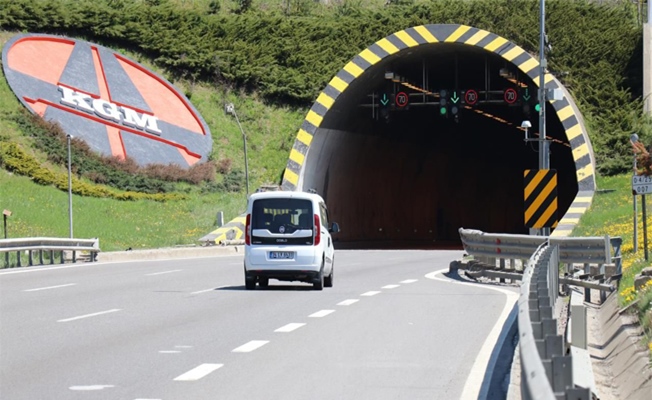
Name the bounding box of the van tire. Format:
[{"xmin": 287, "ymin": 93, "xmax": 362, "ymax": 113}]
[
  {"xmin": 259, "ymin": 277, "xmax": 269, "ymax": 288},
  {"xmin": 324, "ymin": 263, "xmax": 334, "ymax": 288},
  {"xmin": 313, "ymin": 263, "xmax": 324, "ymax": 291}
]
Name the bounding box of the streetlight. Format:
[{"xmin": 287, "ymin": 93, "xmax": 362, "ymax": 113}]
[
  {"xmin": 3, "ymin": 209, "xmax": 11, "ymax": 267},
  {"xmin": 225, "ymin": 103, "xmax": 250, "ymax": 196},
  {"xmin": 66, "ymin": 134, "xmax": 73, "ymax": 238}
]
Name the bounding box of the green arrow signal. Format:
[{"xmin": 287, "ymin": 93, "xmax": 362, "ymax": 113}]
[
  {"xmin": 451, "ymin": 91, "xmax": 460, "ymax": 104},
  {"xmin": 380, "ymin": 94, "xmax": 389, "ymax": 106},
  {"xmin": 523, "ymin": 88, "xmax": 531, "ymax": 101}
]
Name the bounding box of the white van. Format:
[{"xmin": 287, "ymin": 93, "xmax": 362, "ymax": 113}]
[{"xmin": 243, "ymin": 191, "xmax": 340, "ymax": 290}]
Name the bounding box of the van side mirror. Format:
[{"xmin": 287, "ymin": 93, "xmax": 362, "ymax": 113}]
[{"xmin": 330, "ymin": 222, "xmax": 340, "ymax": 234}]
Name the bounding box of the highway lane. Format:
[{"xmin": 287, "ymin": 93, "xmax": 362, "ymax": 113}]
[{"xmin": 0, "ymin": 250, "xmax": 517, "ymax": 399}]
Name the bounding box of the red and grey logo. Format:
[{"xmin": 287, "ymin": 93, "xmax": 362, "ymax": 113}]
[{"xmin": 1, "ymin": 34, "xmax": 212, "ymax": 168}]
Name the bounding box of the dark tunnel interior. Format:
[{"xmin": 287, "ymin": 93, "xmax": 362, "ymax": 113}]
[{"xmin": 300, "ymin": 43, "xmax": 578, "ymax": 249}]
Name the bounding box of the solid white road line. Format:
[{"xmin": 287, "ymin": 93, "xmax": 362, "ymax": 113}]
[
  {"xmin": 425, "ymin": 268, "xmax": 518, "ymax": 400},
  {"xmin": 174, "ymin": 364, "xmax": 223, "ymax": 381},
  {"xmin": 275, "ymin": 323, "xmax": 306, "ymax": 333},
  {"xmin": 159, "ymin": 351, "xmax": 181, "ymax": 354},
  {"xmin": 145, "ymin": 270, "xmax": 182, "ymax": 276},
  {"xmin": 400, "ymin": 279, "xmax": 418, "ymax": 284},
  {"xmin": 337, "ymin": 299, "xmax": 359, "ymax": 306},
  {"xmin": 23, "ymin": 283, "xmax": 76, "ymax": 292},
  {"xmin": 382, "ymin": 284, "xmax": 400, "ymax": 289},
  {"xmin": 309, "ymin": 309, "xmax": 335, "ymax": 318},
  {"xmin": 232, "ymin": 340, "xmax": 269, "ymax": 353},
  {"xmin": 360, "ymin": 291, "xmax": 381, "ymax": 296},
  {"xmin": 57, "ymin": 309, "xmax": 121, "ymax": 323}
]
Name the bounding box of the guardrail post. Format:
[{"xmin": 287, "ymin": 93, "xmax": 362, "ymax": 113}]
[
  {"xmin": 28, "ymin": 250, "xmax": 33, "ymax": 266},
  {"xmin": 39, "ymin": 250, "xmax": 44, "ymax": 265},
  {"xmin": 499, "ymin": 258, "xmax": 505, "ymax": 283},
  {"xmin": 583, "ymin": 263, "xmax": 590, "ymax": 302},
  {"xmin": 551, "ymin": 355, "xmax": 573, "ymax": 394},
  {"xmin": 49, "ymin": 250, "xmax": 54, "ymax": 265},
  {"xmin": 72, "ymin": 250, "xmax": 76, "ymax": 263},
  {"xmin": 16, "ymin": 250, "xmax": 21, "ymax": 267},
  {"xmin": 60, "ymin": 250, "xmax": 65, "ymax": 264}
]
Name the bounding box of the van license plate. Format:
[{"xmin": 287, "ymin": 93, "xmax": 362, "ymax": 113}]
[{"xmin": 269, "ymin": 251, "xmax": 294, "ymax": 259}]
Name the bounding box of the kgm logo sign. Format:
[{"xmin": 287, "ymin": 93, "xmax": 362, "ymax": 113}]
[{"xmin": 2, "ymin": 34, "xmax": 212, "ymax": 168}]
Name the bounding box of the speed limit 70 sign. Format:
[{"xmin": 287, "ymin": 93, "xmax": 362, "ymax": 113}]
[{"xmin": 632, "ymin": 175, "xmax": 652, "ymax": 195}]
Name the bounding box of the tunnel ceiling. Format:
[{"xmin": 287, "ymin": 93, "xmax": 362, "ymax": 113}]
[{"xmin": 281, "ymin": 24, "xmax": 597, "ymax": 249}]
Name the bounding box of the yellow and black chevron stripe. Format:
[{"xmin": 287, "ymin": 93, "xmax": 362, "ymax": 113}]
[
  {"xmin": 524, "ymin": 169, "xmax": 558, "ymax": 229},
  {"xmin": 282, "ymin": 24, "xmax": 595, "ymax": 197}
]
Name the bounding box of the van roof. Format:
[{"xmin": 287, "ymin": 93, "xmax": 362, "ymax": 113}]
[{"xmin": 248, "ymin": 190, "xmax": 324, "ymax": 202}]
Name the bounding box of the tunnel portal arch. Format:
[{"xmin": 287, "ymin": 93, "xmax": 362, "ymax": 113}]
[{"xmin": 282, "ymin": 24, "xmax": 596, "ymax": 245}]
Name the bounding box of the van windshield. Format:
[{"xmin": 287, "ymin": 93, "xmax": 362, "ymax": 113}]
[{"xmin": 252, "ymin": 198, "xmax": 313, "ymax": 236}]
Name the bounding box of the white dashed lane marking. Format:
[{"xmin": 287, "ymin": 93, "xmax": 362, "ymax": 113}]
[
  {"xmin": 174, "ymin": 364, "xmax": 223, "ymax": 381},
  {"xmin": 191, "ymin": 285, "xmax": 228, "ymax": 294},
  {"xmin": 309, "ymin": 309, "xmax": 335, "ymax": 318},
  {"xmin": 361, "ymin": 291, "xmax": 381, "ymax": 297},
  {"xmin": 58, "ymin": 309, "xmax": 121, "ymax": 323},
  {"xmin": 145, "ymin": 270, "xmax": 182, "ymax": 276},
  {"xmin": 275, "ymin": 323, "xmax": 306, "ymax": 333},
  {"xmin": 232, "ymin": 340, "xmax": 269, "ymax": 353},
  {"xmin": 23, "ymin": 283, "xmax": 76, "ymax": 292},
  {"xmin": 69, "ymin": 385, "xmax": 114, "ymax": 391},
  {"xmin": 382, "ymin": 284, "xmax": 400, "ymax": 289},
  {"xmin": 159, "ymin": 351, "xmax": 181, "ymax": 354},
  {"xmin": 337, "ymin": 299, "xmax": 359, "ymax": 306},
  {"xmin": 401, "ymin": 279, "xmax": 418, "ymax": 284}
]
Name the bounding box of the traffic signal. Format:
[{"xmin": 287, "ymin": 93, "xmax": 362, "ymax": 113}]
[
  {"xmin": 449, "ymin": 90, "xmax": 461, "ymax": 116},
  {"xmin": 439, "ymin": 89, "xmax": 448, "ymax": 116},
  {"xmin": 534, "ymin": 103, "xmax": 541, "ymax": 113}
]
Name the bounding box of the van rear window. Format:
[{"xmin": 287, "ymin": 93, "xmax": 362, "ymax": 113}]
[{"xmin": 251, "ymin": 199, "xmax": 314, "ymax": 244}]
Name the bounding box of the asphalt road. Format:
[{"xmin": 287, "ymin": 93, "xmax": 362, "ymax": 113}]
[{"xmin": 0, "ymin": 250, "xmax": 518, "ymax": 400}]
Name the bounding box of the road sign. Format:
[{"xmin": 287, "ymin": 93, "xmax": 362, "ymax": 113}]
[
  {"xmin": 395, "ymin": 92, "xmax": 408, "ymax": 108},
  {"xmin": 632, "ymin": 174, "xmax": 652, "ymax": 195},
  {"xmin": 464, "ymin": 89, "xmax": 478, "ymax": 105},
  {"xmin": 524, "ymin": 169, "xmax": 558, "ymax": 228},
  {"xmin": 504, "ymin": 88, "xmax": 518, "ymax": 104}
]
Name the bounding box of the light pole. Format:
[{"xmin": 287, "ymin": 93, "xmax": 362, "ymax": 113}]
[
  {"xmin": 632, "ymin": 133, "xmax": 639, "ymax": 252},
  {"xmin": 66, "ymin": 134, "xmax": 73, "ymax": 238},
  {"xmin": 3, "ymin": 209, "xmax": 11, "ymax": 267},
  {"xmin": 538, "ymin": 0, "xmax": 550, "ymax": 236},
  {"xmin": 225, "ymin": 103, "xmax": 250, "ymax": 196}
]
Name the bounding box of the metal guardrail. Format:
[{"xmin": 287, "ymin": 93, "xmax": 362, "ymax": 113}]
[
  {"xmin": 519, "ymin": 243, "xmax": 591, "ymax": 399},
  {"xmin": 0, "ymin": 237, "xmax": 100, "ymax": 267},
  {"xmin": 459, "ymin": 228, "xmax": 622, "ymax": 273},
  {"xmin": 458, "ymin": 228, "xmax": 617, "ymax": 399}
]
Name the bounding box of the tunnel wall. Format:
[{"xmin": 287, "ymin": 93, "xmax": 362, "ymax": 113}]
[{"xmin": 282, "ymin": 24, "xmax": 597, "ymax": 238}]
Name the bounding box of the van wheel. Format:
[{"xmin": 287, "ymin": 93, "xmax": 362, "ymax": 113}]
[
  {"xmin": 245, "ymin": 272, "xmax": 256, "ymax": 290},
  {"xmin": 324, "ymin": 264, "xmax": 334, "ymax": 288},
  {"xmin": 259, "ymin": 277, "xmax": 269, "ymax": 288},
  {"xmin": 313, "ymin": 264, "xmax": 324, "ymax": 291}
]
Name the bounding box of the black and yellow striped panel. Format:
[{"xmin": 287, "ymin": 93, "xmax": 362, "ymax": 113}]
[
  {"xmin": 524, "ymin": 169, "xmax": 558, "ymax": 228},
  {"xmin": 282, "ymin": 23, "xmax": 595, "ymax": 195}
]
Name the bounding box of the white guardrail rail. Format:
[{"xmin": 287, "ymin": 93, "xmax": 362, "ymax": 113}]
[
  {"xmin": 458, "ymin": 228, "xmax": 622, "ymax": 399},
  {"xmin": 0, "ymin": 237, "xmax": 100, "ymax": 267}
]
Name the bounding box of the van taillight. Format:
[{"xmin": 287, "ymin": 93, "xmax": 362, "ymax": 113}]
[
  {"xmin": 245, "ymin": 214, "xmax": 251, "ymax": 245},
  {"xmin": 314, "ymin": 214, "xmax": 321, "ymax": 246}
]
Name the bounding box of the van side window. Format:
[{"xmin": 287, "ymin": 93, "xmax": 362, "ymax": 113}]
[{"xmin": 320, "ymin": 202, "xmax": 329, "ymax": 228}]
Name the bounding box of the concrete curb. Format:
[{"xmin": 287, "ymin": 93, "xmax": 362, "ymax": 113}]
[{"xmin": 96, "ymin": 245, "xmax": 244, "ymax": 263}]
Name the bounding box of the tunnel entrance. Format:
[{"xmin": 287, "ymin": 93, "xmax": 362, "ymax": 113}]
[{"xmin": 282, "ymin": 25, "xmax": 595, "ymax": 250}]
